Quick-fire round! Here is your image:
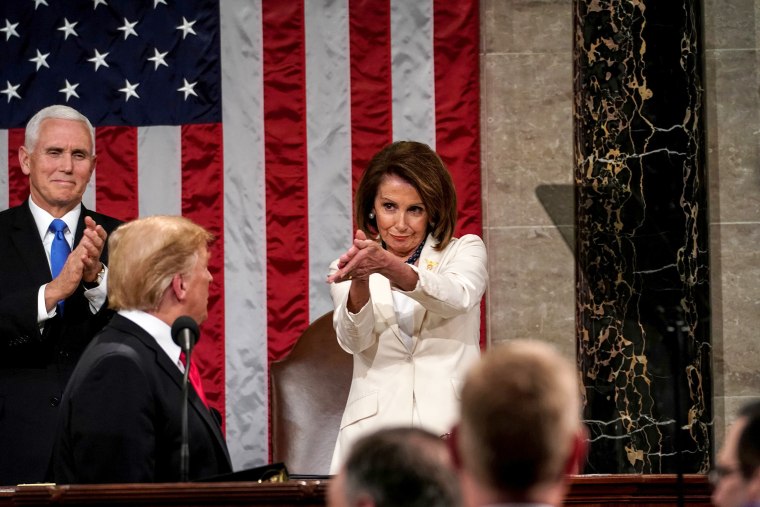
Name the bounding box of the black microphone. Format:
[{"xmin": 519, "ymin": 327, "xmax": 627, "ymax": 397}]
[
  {"xmin": 170, "ymin": 315, "xmax": 200, "ymax": 482},
  {"xmin": 171, "ymin": 315, "xmax": 200, "ymax": 353}
]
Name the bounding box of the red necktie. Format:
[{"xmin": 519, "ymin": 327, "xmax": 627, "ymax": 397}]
[{"xmin": 179, "ymin": 351, "xmax": 209, "ymax": 408}]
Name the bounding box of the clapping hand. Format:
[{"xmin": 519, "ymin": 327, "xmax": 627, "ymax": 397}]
[{"xmin": 327, "ymin": 230, "xmax": 389, "ymax": 284}]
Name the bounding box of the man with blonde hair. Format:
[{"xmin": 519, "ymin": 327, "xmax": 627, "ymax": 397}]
[
  {"xmin": 454, "ymin": 340, "xmax": 587, "ymax": 507},
  {"xmin": 52, "ymin": 215, "xmax": 231, "ymax": 483}
]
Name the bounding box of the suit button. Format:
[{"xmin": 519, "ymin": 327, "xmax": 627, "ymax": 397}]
[{"xmin": 49, "ymin": 396, "xmax": 60, "ymax": 407}]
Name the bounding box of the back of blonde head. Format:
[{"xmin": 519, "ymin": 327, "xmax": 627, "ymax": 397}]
[
  {"xmin": 107, "ymin": 215, "xmax": 213, "ymax": 311},
  {"xmin": 458, "ymin": 339, "xmax": 583, "ymax": 496}
]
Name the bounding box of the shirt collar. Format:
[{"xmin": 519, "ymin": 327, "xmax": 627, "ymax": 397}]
[
  {"xmin": 28, "ymin": 198, "xmax": 81, "ymax": 241},
  {"xmin": 118, "ymin": 309, "xmax": 182, "ymax": 369}
]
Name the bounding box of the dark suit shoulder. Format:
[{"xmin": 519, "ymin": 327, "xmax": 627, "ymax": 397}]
[
  {"xmin": 71, "ymin": 319, "xmax": 158, "ymax": 388},
  {"xmin": 0, "ymin": 203, "xmax": 25, "ymax": 217},
  {"xmin": 0, "ymin": 203, "xmax": 33, "ymax": 229},
  {"xmin": 80, "ymin": 207, "xmax": 123, "ymax": 233},
  {"xmin": 95, "ymin": 315, "xmax": 155, "ymax": 351},
  {"xmin": 78, "ymin": 340, "xmax": 147, "ymax": 377},
  {"xmin": 96, "ymin": 316, "xmax": 168, "ymax": 366}
]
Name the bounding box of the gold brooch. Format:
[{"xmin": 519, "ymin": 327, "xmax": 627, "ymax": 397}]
[{"xmin": 425, "ymin": 259, "xmax": 438, "ymax": 271}]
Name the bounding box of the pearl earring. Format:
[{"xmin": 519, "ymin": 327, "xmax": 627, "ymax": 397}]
[{"xmin": 369, "ymin": 211, "xmax": 375, "ymax": 219}]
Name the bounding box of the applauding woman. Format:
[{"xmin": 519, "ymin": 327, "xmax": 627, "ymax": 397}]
[{"xmin": 327, "ymin": 141, "xmax": 488, "ymax": 471}]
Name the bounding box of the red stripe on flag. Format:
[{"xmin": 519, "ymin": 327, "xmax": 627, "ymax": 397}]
[
  {"xmin": 433, "ymin": 0, "xmax": 485, "ymax": 348},
  {"xmin": 433, "ymin": 0, "xmax": 482, "ymax": 237},
  {"xmin": 8, "ymin": 129, "xmax": 27, "ymax": 207},
  {"xmin": 349, "ymin": 0, "xmax": 393, "ymax": 193},
  {"xmin": 262, "ymin": 1, "xmax": 310, "ymax": 362},
  {"xmin": 94, "ymin": 127, "xmax": 138, "ymax": 221},
  {"xmin": 181, "ymin": 123, "xmax": 226, "ymax": 430}
]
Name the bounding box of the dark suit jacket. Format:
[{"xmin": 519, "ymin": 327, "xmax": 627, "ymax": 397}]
[
  {"xmin": 53, "ymin": 314, "xmax": 232, "ymax": 483},
  {"xmin": 0, "ymin": 200, "xmax": 121, "ymax": 485}
]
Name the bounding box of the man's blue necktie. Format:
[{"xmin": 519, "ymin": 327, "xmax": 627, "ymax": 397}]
[{"xmin": 49, "ymin": 219, "xmax": 71, "ymax": 315}]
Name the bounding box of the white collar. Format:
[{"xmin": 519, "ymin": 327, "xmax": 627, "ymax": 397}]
[
  {"xmin": 118, "ymin": 309, "xmax": 183, "ymax": 370},
  {"xmin": 28, "ymin": 198, "xmax": 81, "ymax": 241}
]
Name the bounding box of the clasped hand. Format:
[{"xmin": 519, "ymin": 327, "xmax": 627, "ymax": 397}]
[{"xmin": 326, "ymin": 230, "xmax": 389, "ymax": 284}]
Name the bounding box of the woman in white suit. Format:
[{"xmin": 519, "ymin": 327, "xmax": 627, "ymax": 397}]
[{"xmin": 327, "ymin": 141, "xmax": 488, "ymax": 472}]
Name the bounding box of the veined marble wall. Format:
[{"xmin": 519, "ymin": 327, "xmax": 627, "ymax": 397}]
[
  {"xmin": 481, "ymin": 0, "xmax": 760, "ymax": 471},
  {"xmin": 573, "ymin": 0, "xmax": 710, "ymax": 474}
]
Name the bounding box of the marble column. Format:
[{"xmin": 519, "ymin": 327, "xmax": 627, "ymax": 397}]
[{"xmin": 573, "ymin": 1, "xmax": 711, "ymax": 473}]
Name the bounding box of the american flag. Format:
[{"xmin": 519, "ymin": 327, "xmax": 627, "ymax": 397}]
[{"xmin": 0, "ymin": 0, "xmax": 481, "ymax": 469}]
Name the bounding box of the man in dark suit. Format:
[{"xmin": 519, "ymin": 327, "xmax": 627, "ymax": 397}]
[
  {"xmin": 0, "ymin": 105, "xmax": 122, "ymax": 485},
  {"xmin": 52, "ymin": 215, "xmax": 232, "ymax": 483}
]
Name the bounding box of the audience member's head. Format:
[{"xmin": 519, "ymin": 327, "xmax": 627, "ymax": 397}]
[
  {"xmin": 739, "ymin": 412, "xmax": 760, "ymax": 505},
  {"xmin": 455, "ymin": 339, "xmax": 586, "ymax": 507},
  {"xmin": 328, "ymin": 426, "xmax": 461, "ymax": 507},
  {"xmin": 712, "ymin": 401, "xmax": 760, "ymax": 507},
  {"xmin": 107, "ymin": 215, "xmax": 214, "ymax": 324}
]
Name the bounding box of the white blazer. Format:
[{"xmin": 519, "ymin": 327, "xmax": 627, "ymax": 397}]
[{"xmin": 328, "ymin": 233, "xmax": 488, "ymax": 472}]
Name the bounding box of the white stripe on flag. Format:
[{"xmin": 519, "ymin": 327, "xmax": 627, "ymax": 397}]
[
  {"xmin": 83, "ymin": 127, "xmax": 100, "ymax": 212},
  {"xmin": 138, "ymin": 126, "xmax": 182, "ymax": 217},
  {"xmin": 391, "ymin": 0, "xmax": 436, "ymax": 146},
  {"xmin": 220, "ymin": 0, "xmax": 269, "ymax": 470},
  {"xmin": 84, "ymin": 127, "xmax": 97, "ymax": 212},
  {"xmin": 83, "ymin": 167, "xmax": 96, "ymax": 212},
  {"xmin": 305, "ymin": 0, "xmax": 353, "ymax": 322}
]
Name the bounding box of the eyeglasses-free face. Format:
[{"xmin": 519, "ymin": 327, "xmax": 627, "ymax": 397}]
[{"xmin": 709, "ymin": 465, "xmax": 741, "ymax": 486}]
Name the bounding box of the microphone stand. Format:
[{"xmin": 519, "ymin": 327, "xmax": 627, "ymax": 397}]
[
  {"xmin": 171, "ymin": 315, "xmax": 200, "ymax": 482},
  {"xmin": 180, "ymin": 347, "xmax": 192, "ymax": 482}
]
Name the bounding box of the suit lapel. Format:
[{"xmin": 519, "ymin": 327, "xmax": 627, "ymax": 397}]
[
  {"xmin": 370, "ymin": 273, "xmax": 402, "ymax": 344},
  {"xmin": 10, "ymin": 202, "xmax": 52, "ymax": 287},
  {"xmin": 369, "ymin": 274, "xmax": 394, "ymax": 322},
  {"xmin": 74, "ymin": 206, "xmax": 87, "ymax": 246},
  {"xmin": 412, "ymin": 234, "xmax": 443, "ymax": 342},
  {"xmin": 153, "ymin": 343, "xmax": 231, "ymax": 465}
]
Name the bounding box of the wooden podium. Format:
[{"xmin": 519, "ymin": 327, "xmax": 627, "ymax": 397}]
[{"xmin": 0, "ymin": 474, "xmax": 711, "ymax": 506}]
